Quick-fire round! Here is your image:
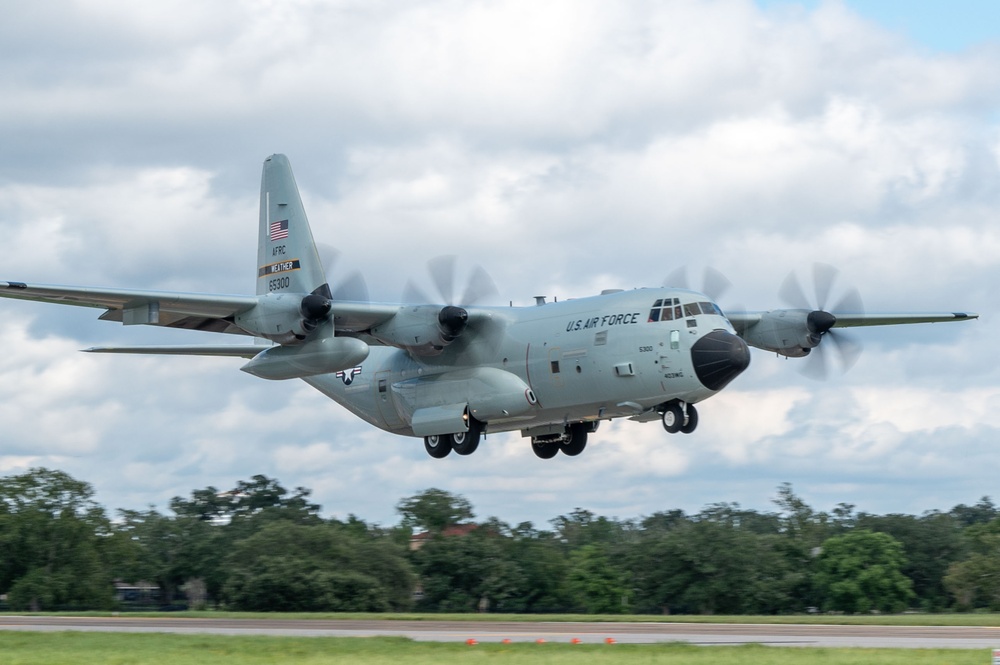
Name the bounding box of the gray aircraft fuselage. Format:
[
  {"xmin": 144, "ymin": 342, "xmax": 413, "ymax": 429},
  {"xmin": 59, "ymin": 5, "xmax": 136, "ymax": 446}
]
[{"xmin": 305, "ymin": 287, "xmax": 747, "ymax": 439}]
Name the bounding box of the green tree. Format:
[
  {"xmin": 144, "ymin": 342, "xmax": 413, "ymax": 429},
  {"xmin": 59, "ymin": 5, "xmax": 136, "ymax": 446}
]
[
  {"xmin": 814, "ymin": 530, "xmax": 914, "ymax": 613},
  {"xmin": 943, "ymin": 516, "xmax": 1000, "ymax": 610},
  {"xmin": 0, "ymin": 468, "xmax": 114, "ymax": 610},
  {"xmin": 857, "ymin": 511, "xmax": 965, "ymax": 611},
  {"xmin": 508, "ymin": 522, "xmax": 572, "ymax": 612},
  {"xmin": 551, "ymin": 509, "xmax": 632, "ymax": 551},
  {"xmin": 113, "ymin": 507, "xmax": 223, "ymax": 606},
  {"xmin": 630, "ymin": 506, "xmax": 799, "ymax": 615},
  {"xmin": 950, "ymin": 497, "xmax": 997, "ymax": 527},
  {"xmin": 411, "ymin": 525, "xmax": 527, "ymax": 612},
  {"xmin": 396, "ymin": 488, "xmax": 474, "ymax": 533},
  {"xmin": 222, "ymin": 520, "xmax": 412, "ymax": 611},
  {"xmin": 566, "ymin": 545, "xmax": 627, "ymax": 613}
]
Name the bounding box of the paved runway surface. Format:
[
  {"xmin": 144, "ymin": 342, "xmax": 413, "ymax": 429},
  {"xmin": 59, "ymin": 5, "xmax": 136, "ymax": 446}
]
[{"xmin": 3, "ymin": 616, "xmax": 1000, "ymax": 649}]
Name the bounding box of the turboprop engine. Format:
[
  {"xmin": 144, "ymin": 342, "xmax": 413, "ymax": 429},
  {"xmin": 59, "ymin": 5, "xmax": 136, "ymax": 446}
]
[
  {"xmin": 234, "ymin": 292, "xmax": 332, "ymax": 345},
  {"xmin": 740, "ymin": 309, "xmax": 835, "ymax": 358},
  {"xmin": 233, "ymin": 290, "xmax": 370, "ymax": 379},
  {"xmin": 369, "ymin": 305, "xmax": 470, "ymax": 355}
]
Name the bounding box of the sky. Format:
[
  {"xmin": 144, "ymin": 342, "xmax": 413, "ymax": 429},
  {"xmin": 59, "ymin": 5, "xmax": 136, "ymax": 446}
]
[{"xmin": 1, "ymin": 0, "xmax": 998, "ymax": 528}]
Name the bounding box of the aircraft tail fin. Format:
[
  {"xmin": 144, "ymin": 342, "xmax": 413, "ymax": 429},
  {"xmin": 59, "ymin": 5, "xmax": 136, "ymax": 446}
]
[{"xmin": 257, "ymin": 154, "xmax": 329, "ymax": 298}]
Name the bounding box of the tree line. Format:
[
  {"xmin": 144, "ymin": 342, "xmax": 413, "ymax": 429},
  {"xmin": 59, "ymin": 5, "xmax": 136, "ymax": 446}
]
[{"xmin": 1, "ymin": 467, "xmax": 998, "ymax": 614}]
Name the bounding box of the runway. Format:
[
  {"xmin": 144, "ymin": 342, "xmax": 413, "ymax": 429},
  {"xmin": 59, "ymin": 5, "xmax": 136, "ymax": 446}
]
[{"xmin": 2, "ymin": 616, "xmax": 1000, "ymax": 649}]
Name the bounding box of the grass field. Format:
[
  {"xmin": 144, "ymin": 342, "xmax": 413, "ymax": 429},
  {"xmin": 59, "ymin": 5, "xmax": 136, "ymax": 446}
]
[
  {"xmin": 16, "ymin": 610, "xmax": 1000, "ymax": 626},
  {"xmin": 0, "ymin": 633, "xmax": 989, "ymax": 665}
]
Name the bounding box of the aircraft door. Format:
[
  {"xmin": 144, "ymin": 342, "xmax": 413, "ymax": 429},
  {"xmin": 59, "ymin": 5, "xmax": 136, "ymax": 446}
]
[
  {"xmin": 659, "ymin": 329, "xmax": 683, "ymax": 378},
  {"xmin": 548, "ymin": 347, "xmax": 563, "ymax": 388},
  {"xmin": 374, "ymin": 370, "xmax": 406, "ymax": 430}
]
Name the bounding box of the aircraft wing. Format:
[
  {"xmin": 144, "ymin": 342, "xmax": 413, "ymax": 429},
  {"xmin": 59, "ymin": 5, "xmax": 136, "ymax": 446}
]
[
  {"xmin": 0, "ymin": 281, "xmax": 464, "ymax": 348},
  {"xmin": 0, "ymin": 281, "xmax": 259, "ymax": 335},
  {"xmin": 726, "ymin": 310, "xmax": 978, "ymax": 334},
  {"xmin": 329, "ymin": 301, "xmax": 403, "ymax": 334},
  {"xmin": 826, "ymin": 311, "xmax": 978, "ymax": 327}
]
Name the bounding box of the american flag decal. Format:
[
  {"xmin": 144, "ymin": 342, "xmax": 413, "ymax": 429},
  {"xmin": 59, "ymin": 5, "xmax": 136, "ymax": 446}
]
[{"xmin": 269, "ymin": 219, "xmax": 289, "ymax": 241}]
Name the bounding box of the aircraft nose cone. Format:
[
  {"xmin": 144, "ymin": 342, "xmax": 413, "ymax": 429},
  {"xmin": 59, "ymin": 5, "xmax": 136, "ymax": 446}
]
[{"xmin": 690, "ymin": 330, "xmax": 751, "ymax": 391}]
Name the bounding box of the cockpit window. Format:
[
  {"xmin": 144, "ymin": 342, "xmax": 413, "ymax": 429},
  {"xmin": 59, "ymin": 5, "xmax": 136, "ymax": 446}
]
[
  {"xmin": 648, "ymin": 298, "xmax": 679, "ymax": 323},
  {"xmin": 683, "ymin": 303, "xmax": 700, "ymax": 317},
  {"xmin": 697, "ymin": 301, "xmax": 722, "ymax": 316}
]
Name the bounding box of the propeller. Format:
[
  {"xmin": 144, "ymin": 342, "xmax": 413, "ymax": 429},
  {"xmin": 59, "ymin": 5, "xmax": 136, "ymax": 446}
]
[
  {"xmin": 404, "ymin": 255, "xmax": 499, "ymax": 307},
  {"xmin": 779, "ymin": 263, "xmax": 864, "ymax": 380},
  {"xmin": 402, "ymin": 256, "xmax": 501, "ymax": 349},
  {"xmin": 317, "ymin": 243, "xmax": 370, "ymax": 302},
  {"xmin": 664, "ymin": 265, "xmax": 747, "ymax": 329},
  {"xmin": 664, "ymin": 266, "xmax": 733, "ymax": 302}
]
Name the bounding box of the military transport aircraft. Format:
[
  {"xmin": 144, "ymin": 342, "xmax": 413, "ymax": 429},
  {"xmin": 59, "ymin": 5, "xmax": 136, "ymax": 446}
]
[{"xmin": 0, "ymin": 155, "xmax": 978, "ymax": 459}]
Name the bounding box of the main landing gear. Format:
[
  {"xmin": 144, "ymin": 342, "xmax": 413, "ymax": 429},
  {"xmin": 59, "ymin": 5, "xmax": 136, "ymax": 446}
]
[
  {"xmin": 531, "ymin": 422, "xmax": 593, "ymax": 459},
  {"xmin": 423, "ymin": 419, "xmax": 483, "ymax": 458},
  {"xmin": 661, "ymin": 400, "xmax": 698, "ymax": 434}
]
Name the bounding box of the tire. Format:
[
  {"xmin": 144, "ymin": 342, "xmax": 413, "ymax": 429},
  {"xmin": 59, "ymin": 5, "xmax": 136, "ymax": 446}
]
[
  {"xmin": 531, "ymin": 438, "xmax": 560, "ymax": 459},
  {"xmin": 452, "ymin": 421, "xmax": 482, "ymax": 455},
  {"xmin": 662, "ymin": 402, "xmax": 684, "ymax": 434},
  {"xmin": 680, "ymin": 404, "xmax": 699, "ymax": 434},
  {"xmin": 424, "ymin": 434, "xmax": 452, "ymax": 459},
  {"xmin": 560, "ymin": 423, "xmax": 588, "ymax": 456}
]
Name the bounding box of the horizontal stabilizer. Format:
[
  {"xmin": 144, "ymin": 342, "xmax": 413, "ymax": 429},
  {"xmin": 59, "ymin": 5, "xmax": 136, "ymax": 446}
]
[{"xmin": 84, "ymin": 345, "xmax": 264, "ymax": 358}]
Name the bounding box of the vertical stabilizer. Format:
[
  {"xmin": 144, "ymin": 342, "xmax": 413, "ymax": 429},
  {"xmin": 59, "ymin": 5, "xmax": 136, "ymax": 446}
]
[{"xmin": 257, "ymin": 154, "xmax": 329, "ymax": 298}]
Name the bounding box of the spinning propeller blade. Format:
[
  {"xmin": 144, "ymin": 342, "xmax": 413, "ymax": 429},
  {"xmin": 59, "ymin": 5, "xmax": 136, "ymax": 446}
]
[
  {"xmin": 781, "ymin": 263, "xmax": 865, "ymax": 380},
  {"xmin": 665, "ymin": 266, "xmax": 732, "ymax": 302},
  {"xmin": 407, "ymin": 256, "xmax": 499, "ymax": 307},
  {"xmin": 318, "ymin": 243, "xmax": 370, "ymax": 302}
]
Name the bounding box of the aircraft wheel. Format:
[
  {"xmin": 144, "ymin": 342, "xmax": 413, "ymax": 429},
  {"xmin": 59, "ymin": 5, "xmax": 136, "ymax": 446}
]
[
  {"xmin": 424, "ymin": 434, "xmax": 453, "ymax": 459},
  {"xmin": 680, "ymin": 404, "xmax": 699, "ymax": 434},
  {"xmin": 560, "ymin": 424, "xmax": 588, "ymax": 456},
  {"xmin": 452, "ymin": 421, "xmax": 482, "ymax": 455},
  {"xmin": 662, "ymin": 402, "xmax": 684, "ymax": 434},
  {"xmin": 531, "ymin": 438, "xmax": 560, "ymax": 459}
]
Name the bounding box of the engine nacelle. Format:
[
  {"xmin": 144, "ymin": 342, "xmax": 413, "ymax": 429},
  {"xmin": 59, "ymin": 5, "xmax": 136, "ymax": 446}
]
[
  {"xmin": 234, "ymin": 293, "xmax": 329, "ymax": 345},
  {"xmin": 370, "ymin": 305, "xmax": 469, "ymax": 355},
  {"xmin": 740, "ymin": 310, "xmax": 831, "ymax": 358},
  {"xmin": 240, "ymin": 336, "xmax": 370, "ymax": 380}
]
